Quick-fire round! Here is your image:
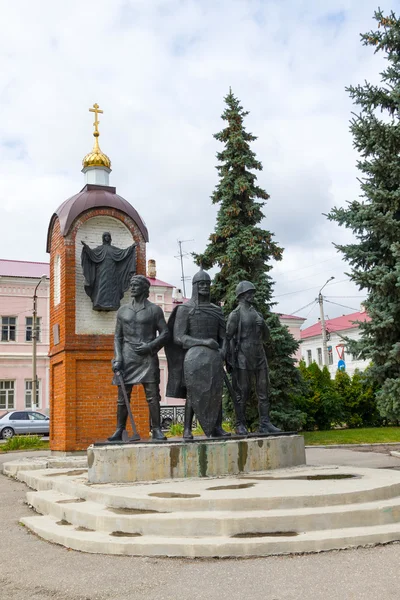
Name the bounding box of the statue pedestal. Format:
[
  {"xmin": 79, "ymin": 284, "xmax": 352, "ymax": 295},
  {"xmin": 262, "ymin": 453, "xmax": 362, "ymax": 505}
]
[{"xmin": 87, "ymin": 434, "xmax": 306, "ymax": 484}]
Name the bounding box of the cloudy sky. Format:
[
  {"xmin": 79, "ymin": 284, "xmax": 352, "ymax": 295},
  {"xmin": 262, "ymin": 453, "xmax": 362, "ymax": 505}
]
[{"xmin": 0, "ymin": 0, "xmax": 393, "ymax": 327}]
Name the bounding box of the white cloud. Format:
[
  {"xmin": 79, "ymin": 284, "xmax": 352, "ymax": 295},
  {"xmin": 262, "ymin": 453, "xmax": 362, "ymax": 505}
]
[{"xmin": 0, "ymin": 0, "xmax": 388, "ymax": 326}]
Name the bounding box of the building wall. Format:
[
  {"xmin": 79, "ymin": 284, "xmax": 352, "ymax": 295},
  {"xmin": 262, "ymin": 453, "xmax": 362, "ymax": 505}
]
[
  {"xmin": 300, "ymin": 328, "xmax": 368, "ymax": 376},
  {"xmin": 147, "ymin": 283, "xmax": 185, "ymax": 406},
  {"xmin": 279, "ymin": 317, "xmax": 305, "ymax": 363},
  {"xmin": 0, "ymin": 276, "xmax": 49, "ymax": 412}
]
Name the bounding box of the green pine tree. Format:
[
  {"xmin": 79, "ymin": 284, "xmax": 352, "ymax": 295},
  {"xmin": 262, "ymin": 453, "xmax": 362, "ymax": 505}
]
[
  {"xmin": 327, "ymin": 9, "xmax": 400, "ymax": 421},
  {"xmin": 194, "ymin": 89, "xmax": 305, "ymax": 431}
]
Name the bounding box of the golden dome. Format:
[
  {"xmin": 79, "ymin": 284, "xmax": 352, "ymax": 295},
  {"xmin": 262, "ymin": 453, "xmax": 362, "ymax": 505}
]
[
  {"xmin": 82, "ymin": 133, "xmax": 111, "ymax": 169},
  {"xmin": 82, "ymin": 103, "xmax": 111, "ymax": 170}
]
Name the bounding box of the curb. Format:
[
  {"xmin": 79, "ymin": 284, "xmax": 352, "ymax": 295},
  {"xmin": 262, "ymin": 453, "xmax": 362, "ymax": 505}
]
[{"xmin": 306, "ymin": 442, "xmax": 400, "ymax": 449}]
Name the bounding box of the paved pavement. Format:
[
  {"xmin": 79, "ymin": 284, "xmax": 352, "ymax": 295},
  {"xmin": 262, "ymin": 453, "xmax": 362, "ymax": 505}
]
[
  {"xmin": 2, "ymin": 448, "xmax": 400, "ymax": 600},
  {"xmin": 306, "ymin": 446, "xmax": 400, "ymax": 469}
]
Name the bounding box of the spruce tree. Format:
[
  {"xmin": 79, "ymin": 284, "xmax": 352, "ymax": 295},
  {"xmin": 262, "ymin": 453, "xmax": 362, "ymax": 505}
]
[
  {"xmin": 328, "ymin": 10, "xmax": 400, "ymax": 421},
  {"xmin": 194, "ymin": 90, "xmax": 304, "ymax": 430}
]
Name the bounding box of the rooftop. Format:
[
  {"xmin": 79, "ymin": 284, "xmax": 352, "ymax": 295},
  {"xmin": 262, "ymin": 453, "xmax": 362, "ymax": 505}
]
[
  {"xmin": 279, "ymin": 313, "xmax": 307, "ymax": 321},
  {"xmin": 46, "ymin": 184, "xmax": 149, "ymax": 252},
  {"xmin": 148, "ymin": 277, "xmax": 173, "ymax": 288},
  {"xmin": 301, "ymin": 311, "xmax": 370, "ymax": 340},
  {"xmin": 0, "ymin": 259, "xmax": 50, "ymax": 279}
]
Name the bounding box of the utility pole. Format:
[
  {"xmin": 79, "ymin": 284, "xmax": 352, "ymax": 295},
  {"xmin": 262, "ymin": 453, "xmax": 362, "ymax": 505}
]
[
  {"xmin": 175, "ymin": 239, "xmax": 193, "ymax": 298},
  {"xmin": 32, "ymin": 275, "xmax": 47, "ymax": 411},
  {"xmin": 318, "ymin": 276, "xmax": 335, "ymax": 366}
]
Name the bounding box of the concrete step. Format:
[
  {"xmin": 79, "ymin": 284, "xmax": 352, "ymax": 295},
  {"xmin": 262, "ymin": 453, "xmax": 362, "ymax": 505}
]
[
  {"xmin": 20, "ymin": 513, "xmax": 400, "ymax": 557},
  {"xmin": 17, "ymin": 466, "xmax": 400, "ymax": 512},
  {"xmin": 26, "ymin": 488, "xmax": 400, "ymax": 536},
  {"xmin": 3, "ymin": 456, "xmax": 87, "ymax": 477}
]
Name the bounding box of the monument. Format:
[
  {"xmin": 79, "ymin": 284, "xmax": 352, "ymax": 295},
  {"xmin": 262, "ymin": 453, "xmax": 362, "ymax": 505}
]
[
  {"xmin": 226, "ymin": 281, "xmax": 281, "ymax": 435},
  {"xmin": 166, "ymin": 268, "xmax": 230, "ymax": 439},
  {"xmin": 81, "ymin": 231, "xmax": 136, "ymax": 311},
  {"xmin": 47, "ymin": 104, "xmax": 151, "ymax": 451},
  {"xmin": 108, "ymin": 274, "xmax": 169, "ymax": 441}
]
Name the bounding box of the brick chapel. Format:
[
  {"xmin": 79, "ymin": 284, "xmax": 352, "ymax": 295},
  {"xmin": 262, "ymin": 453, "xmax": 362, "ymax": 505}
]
[{"xmin": 46, "ymin": 104, "xmax": 150, "ymax": 452}]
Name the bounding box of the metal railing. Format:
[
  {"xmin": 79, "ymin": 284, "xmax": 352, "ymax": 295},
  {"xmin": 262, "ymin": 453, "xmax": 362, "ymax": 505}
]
[{"xmin": 160, "ymin": 406, "xmax": 197, "ymax": 429}]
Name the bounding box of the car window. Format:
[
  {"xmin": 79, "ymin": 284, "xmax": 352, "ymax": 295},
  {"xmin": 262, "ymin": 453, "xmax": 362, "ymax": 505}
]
[
  {"xmin": 30, "ymin": 413, "xmax": 47, "ymax": 421},
  {"xmin": 10, "ymin": 412, "xmax": 29, "ymax": 420}
]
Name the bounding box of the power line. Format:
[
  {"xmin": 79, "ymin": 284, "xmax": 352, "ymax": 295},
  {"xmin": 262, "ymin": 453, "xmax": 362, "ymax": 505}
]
[
  {"xmin": 273, "ymin": 278, "xmax": 350, "ymax": 300},
  {"xmin": 272, "ymin": 255, "xmax": 342, "ymax": 277},
  {"xmin": 324, "ymin": 299, "xmax": 360, "ymax": 312},
  {"xmin": 304, "ymin": 301, "xmax": 319, "ymax": 320},
  {"xmin": 277, "ymin": 265, "xmax": 346, "ymax": 285},
  {"xmin": 273, "ymin": 285, "xmax": 321, "ymax": 298},
  {"xmin": 328, "ymin": 278, "xmax": 350, "ymax": 286},
  {"xmin": 290, "ymin": 300, "xmax": 318, "ymax": 315}
]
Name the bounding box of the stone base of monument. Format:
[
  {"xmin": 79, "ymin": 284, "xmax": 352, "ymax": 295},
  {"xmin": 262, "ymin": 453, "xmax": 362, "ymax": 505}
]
[
  {"xmin": 88, "ymin": 434, "xmax": 305, "ymax": 484},
  {"xmin": 6, "ymin": 459, "xmax": 400, "ymax": 557}
]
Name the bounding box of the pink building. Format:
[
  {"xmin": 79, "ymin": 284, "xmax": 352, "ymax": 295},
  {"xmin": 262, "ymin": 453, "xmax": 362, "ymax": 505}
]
[
  {"xmin": 278, "ymin": 314, "xmax": 306, "ymax": 363},
  {"xmin": 0, "ymin": 260, "xmax": 50, "ymax": 413},
  {"xmin": 147, "ymin": 261, "xmax": 186, "ymax": 406},
  {"xmin": 147, "ymin": 274, "xmax": 180, "ymax": 406}
]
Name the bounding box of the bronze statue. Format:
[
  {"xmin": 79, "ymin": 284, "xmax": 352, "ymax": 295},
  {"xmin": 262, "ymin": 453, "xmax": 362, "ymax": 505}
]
[
  {"xmin": 108, "ymin": 275, "xmax": 169, "ymax": 442},
  {"xmin": 81, "ymin": 232, "xmax": 136, "ymax": 311},
  {"xmin": 226, "ymin": 281, "xmax": 281, "ymax": 435},
  {"xmin": 166, "ymin": 268, "xmax": 230, "ymax": 439}
]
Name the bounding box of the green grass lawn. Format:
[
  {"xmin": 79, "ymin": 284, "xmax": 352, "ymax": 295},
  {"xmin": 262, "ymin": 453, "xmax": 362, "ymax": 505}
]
[
  {"xmin": 302, "ymin": 427, "xmax": 400, "ymax": 445},
  {"xmin": 0, "ymin": 436, "xmax": 50, "ymax": 452}
]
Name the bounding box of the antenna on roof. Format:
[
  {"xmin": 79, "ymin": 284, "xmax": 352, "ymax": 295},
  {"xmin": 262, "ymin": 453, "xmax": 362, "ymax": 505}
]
[{"xmin": 175, "ymin": 239, "xmax": 193, "ymax": 298}]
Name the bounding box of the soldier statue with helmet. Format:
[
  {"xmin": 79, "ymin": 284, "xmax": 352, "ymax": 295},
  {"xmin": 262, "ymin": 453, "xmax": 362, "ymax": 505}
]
[
  {"xmin": 166, "ymin": 268, "xmax": 230, "ymax": 440},
  {"xmin": 226, "ymin": 280, "xmax": 281, "ymax": 435}
]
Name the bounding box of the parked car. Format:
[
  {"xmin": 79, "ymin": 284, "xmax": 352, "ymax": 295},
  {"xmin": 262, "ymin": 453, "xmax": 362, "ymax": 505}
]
[{"xmin": 0, "ymin": 411, "xmax": 50, "ymax": 439}]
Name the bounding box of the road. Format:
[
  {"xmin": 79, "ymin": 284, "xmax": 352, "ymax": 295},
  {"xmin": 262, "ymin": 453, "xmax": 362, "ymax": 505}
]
[{"xmin": 1, "ymin": 448, "xmax": 400, "ymax": 600}]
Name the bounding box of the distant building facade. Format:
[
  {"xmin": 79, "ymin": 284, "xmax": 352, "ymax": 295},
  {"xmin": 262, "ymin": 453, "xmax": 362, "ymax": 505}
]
[
  {"xmin": 278, "ymin": 314, "xmax": 306, "ymax": 363},
  {"xmin": 0, "ymin": 260, "xmax": 50, "ymax": 413},
  {"xmin": 146, "ymin": 263, "xmax": 185, "ymax": 407},
  {"xmin": 300, "ymin": 310, "xmax": 371, "ymax": 376}
]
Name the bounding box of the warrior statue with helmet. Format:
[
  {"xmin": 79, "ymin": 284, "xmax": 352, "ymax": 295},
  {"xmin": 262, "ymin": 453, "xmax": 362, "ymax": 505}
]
[
  {"xmin": 226, "ymin": 280, "xmax": 281, "ymax": 435},
  {"xmin": 166, "ymin": 268, "xmax": 230, "ymax": 440}
]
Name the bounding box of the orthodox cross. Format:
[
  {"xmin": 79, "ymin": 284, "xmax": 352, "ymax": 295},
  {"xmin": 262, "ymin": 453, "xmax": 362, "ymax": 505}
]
[{"xmin": 89, "ymin": 103, "xmax": 103, "ymax": 135}]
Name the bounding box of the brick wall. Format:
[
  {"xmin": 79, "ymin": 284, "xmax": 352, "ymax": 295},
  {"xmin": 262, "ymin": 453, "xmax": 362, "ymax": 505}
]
[{"xmin": 49, "ymin": 206, "xmax": 149, "ymax": 452}]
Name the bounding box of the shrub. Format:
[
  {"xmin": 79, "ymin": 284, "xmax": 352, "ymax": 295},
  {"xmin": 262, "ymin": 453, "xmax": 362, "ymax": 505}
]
[
  {"xmin": 166, "ymin": 423, "xmax": 184, "ymax": 437},
  {"xmin": 1, "ymin": 435, "xmax": 43, "ymax": 452},
  {"xmin": 294, "ymin": 362, "xmax": 344, "ymax": 430}
]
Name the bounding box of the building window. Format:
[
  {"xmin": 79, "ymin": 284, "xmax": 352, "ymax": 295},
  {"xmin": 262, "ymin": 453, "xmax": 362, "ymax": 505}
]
[
  {"xmin": 0, "ymin": 381, "xmax": 15, "ymax": 409},
  {"xmin": 328, "ymin": 346, "xmax": 333, "ymax": 365},
  {"xmin": 307, "ymin": 349, "xmax": 312, "ymax": 366},
  {"xmin": 317, "ymin": 348, "xmax": 323, "ymax": 366},
  {"xmin": 25, "ymin": 317, "xmax": 41, "ymax": 342},
  {"xmin": 25, "ymin": 380, "xmax": 41, "ymax": 409},
  {"xmin": 1, "ymin": 317, "xmax": 16, "ymax": 342}
]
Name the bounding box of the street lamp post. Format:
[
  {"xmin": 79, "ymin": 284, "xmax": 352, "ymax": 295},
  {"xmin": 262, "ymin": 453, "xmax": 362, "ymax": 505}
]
[
  {"xmin": 318, "ymin": 276, "xmax": 335, "ymax": 366},
  {"xmin": 32, "ymin": 275, "xmax": 47, "ymax": 411}
]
